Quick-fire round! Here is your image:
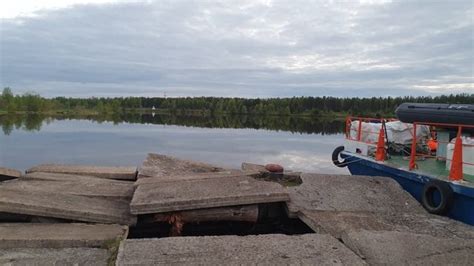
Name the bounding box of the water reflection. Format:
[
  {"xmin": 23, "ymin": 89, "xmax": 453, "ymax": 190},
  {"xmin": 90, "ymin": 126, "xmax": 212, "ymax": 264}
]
[
  {"xmin": 1, "ymin": 114, "xmax": 45, "ymax": 135},
  {"xmin": 0, "ymin": 114, "xmax": 348, "ymax": 174},
  {"xmin": 0, "ymin": 113, "xmax": 345, "ymax": 135}
]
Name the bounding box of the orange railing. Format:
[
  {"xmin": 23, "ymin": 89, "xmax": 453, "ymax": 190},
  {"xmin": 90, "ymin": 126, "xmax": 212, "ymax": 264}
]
[
  {"xmin": 345, "ymin": 116, "xmax": 474, "ymax": 181},
  {"xmin": 408, "ymin": 122, "xmax": 474, "ymax": 181}
]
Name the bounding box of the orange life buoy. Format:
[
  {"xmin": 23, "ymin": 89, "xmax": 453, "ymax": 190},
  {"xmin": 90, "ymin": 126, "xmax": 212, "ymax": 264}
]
[{"xmin": 428, "ymin": 138, "xmax": 438, "ymax": 151}]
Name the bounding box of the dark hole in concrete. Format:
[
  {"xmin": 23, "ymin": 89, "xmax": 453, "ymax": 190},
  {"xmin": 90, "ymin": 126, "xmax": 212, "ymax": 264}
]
[
  {"xmin": 128, "ymin": 203, "xmax": 314, "ymax": 239},
  {"xmin": 0, "ymin": 212, "xmax": 73, "ymax": 223}
]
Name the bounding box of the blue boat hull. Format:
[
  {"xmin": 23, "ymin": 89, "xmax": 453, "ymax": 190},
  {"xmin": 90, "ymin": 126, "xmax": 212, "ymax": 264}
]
[{"xmin": 341, "ymin": 151, "xmax": 474, "ymax": 226}]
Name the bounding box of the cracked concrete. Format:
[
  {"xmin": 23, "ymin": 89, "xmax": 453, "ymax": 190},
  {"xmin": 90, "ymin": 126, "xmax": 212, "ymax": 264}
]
[
  {"xmin": 0, "ymin": 248, "xmax": 110, "ymax": 265},
  {"xmin": 131, "ymin": 175, "xmax": 289, "ymax": 214},
  {"xmin": 138, "ymin": 153, "xmax": 224, "ymax": 179},
  {"xmin": 0, "ymin": 223, "xmax": 127, "ymax": 249},
  {"xmin": 341, "ymin": 230, "xmax": 474, "ymax": 265},
  {"xmin": 26, "ymin": 164, "xmax": 137, "ymax": 181},
  {"xmin": 288, "ymin": 173, "xmax": 474, "ymax": 265},
  {"xmin": 116, "ymin": 234, "xmax": 365, "ymax": 265},
  {"xmin": 0, "ymin": 167, "xmax": 21, "ymax": 182}
]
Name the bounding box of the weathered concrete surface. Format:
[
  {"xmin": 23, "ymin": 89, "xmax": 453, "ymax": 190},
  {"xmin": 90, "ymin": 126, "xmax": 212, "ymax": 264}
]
[
  {"xmin": 22, "ymin": 177, "xmax": 132, "ymax": 199},
  {"xmin": 1, "ymin": 179, "xmax": 134, "ymax": 200},
  {"xmin": 299, "ymin": 210, "xmax": 474, "ymax": 240},
  {"xmin": 0, "ymin": 248, "xmax": 110, "ymax": 266},
  {"xmin": 116, "ymin": 234, "xmax": 365, "ymax": 265},
  {"xmin": 289, "ymin": 173, "xmax": 474, "ymax": 264},
  {"xmin": 0, "ymin": 223, "xmax": 127, "ymax": 249},
  {"xmin": 131, "ymin": 176, "xmax": 289, "ymax": 214},
  {"xmin": 153, "ymin": 205, "xmax": 259, "ymax": 223},
  {"xmin": 287, "ymin": 173, "xmax": 424, "ymax": 217},
  {"xmin": 135, "ymin": 170, "xmax": 260, "ymax": 185},
  {"xmin": 138, "ymin": 153, "xmax": 224, "ymax": 179},
  {"xmin": 21, "ymin": 171, "xmax": 133, "ymax": 185},
  {"xmin": 241, "ymin": 162, "xmax": 269, "ymax": 173},
  {"xmin": 0, "ymin": 167, "xmax": 21, "ymax": 182},
  {"xmin": 26, "ymin": 164, "xmax": 137, "ymax": 181},
  {"xmin": 0, "ymin": 188, "xmax": 136, "ymax": 225},
  {"xmin": 342, "ymin": 230, "xmax": 474, "ymax": 265}
]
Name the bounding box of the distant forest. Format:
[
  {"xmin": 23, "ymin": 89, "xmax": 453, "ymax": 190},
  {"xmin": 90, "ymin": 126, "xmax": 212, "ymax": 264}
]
[
  {"xmin": 0, "ymin": 113, "xmax": 345, "ymax": 136},
  {"xmin": 1, "ymin": 87, "xmax": 472, "ymax": 117}
]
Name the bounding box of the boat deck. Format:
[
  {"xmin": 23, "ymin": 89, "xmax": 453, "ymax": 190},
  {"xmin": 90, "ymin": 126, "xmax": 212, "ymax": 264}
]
[{"xmin": 386, "ymin": 155, "xmax": 474, "ymax": 184}]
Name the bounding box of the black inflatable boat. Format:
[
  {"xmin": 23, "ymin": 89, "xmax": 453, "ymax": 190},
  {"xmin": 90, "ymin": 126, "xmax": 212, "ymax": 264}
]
[{"xmin": 395, "ymin": 103, "xmax": 474, "ymax": 125}]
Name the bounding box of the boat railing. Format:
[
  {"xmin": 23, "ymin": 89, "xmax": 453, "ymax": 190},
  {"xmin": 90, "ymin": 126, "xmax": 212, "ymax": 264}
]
[
  {"xmin": 345, "ymin": 116, "xmax": 474, "ymax": 181},
  {"xmin": 409, "ymin": 121, "xmax": 474, "ymax": 181},
  {"xmin": 345, "ymin": 116, "xmax": 397, "ymax": 145}
]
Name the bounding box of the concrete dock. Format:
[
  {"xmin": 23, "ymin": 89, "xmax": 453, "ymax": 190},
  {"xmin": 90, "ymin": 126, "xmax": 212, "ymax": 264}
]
[
  {"xmin": 1, "ymin": 153, "xmax": 473, "ymax": 265},
  {"xmin": 116, "ymin": 234, "xmax": 365, "ymax": 265},
  {"xmin": 26, "ymin": 164, "xmax": 138, "ymax": 181},
  {"xmin": 131, "ymin": 175, "xmax": 290, "ymax": 214}
]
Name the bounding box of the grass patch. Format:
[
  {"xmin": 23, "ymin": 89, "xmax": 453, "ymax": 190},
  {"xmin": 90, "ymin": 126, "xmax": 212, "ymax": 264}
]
[{"xmin": 102, "ymin": 237, "xmax": 123, "ymax": 266}]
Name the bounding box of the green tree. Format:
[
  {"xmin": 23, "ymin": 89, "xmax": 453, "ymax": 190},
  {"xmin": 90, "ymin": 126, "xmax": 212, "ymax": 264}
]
[
  {"xmin": 1, "ymin": 87, "xmax": 16, "ymax": 112},
  {"xmin": 23, "ymin": 92, "xmax": 43, "ymax": 112}
]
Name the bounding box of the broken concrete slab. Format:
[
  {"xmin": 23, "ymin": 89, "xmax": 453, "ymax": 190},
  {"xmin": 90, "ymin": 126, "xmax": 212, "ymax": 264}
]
[
  {"xmin": 116, "ymin": 234, "xmax": 364, "ymax": 265},
  {"xmin": 298, "ymin": 210, "xmax": 474, "ymax": 240},
  {"xmin": 131, "ymin": 176, "xmax": 289, "ymax": 214},
  {"xmin": 287, "ymin": 173, "xmax": 424, "ymax": 217},
  {"xmin": 0, "ymin": 188, "xmax": 136, "ymax": 225},
  {"xmin": 138, "ymin": 153, "xmax": 224, "ymax": 179},
  {"xmin": 342, "ymin": 230, "xmax": 474, "ymax": 265},
  {"xmin": 153, "ymin": 205, "xmax": 259, "ymax": 224},
  {"xmin": 2, "ymin": 178, "xmax": 134, "ymax": 200},
  {"xmin": 241, "ymin": 162, "xmax": 269, "ymax": 173},
  {"xmin": 26, "ymin": 164, "xmax": 137, "ymax": 181},
  {"xmin": 0, "ymin": 248, "xmax": 110, "ymax": 266},
  {"xmin": 21, "ymin": 171, "xmax": 134, "ymax": 185},
  {"xmin": 135, "ymin": 170, "xmax": 260, "ymax": 185},
  {"xmin": 241, "ymin": 163, "xmax": 302, "ymax": 185},
  {"xmin": 0, "ymin": 167, "xmax": 21, "ymax": 182},
  {"xmin": 0, "ymin": 223, "xmax": 127, "ymax": 249}
]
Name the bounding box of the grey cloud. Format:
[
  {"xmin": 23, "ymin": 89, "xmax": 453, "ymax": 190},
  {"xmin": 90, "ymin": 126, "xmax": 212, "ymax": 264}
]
[{"xmin": 1, "ymin": 0, "xmax": 472, "ymax": 97}]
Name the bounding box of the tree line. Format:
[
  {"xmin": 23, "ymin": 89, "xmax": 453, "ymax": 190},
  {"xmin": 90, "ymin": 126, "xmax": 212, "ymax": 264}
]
[
  {"xmin": 1, "ymin": 87, "xmax": 472, "ymax": 116},
  {"xmin": 0, "ymin": 113, "xmax": 345, "ymax": 136}
]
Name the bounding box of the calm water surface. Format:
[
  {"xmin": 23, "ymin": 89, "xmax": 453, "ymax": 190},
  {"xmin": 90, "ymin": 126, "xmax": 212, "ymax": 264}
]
[{"xmin": 0, "ymin": 114, "xmax": 348, "ymax": 174}]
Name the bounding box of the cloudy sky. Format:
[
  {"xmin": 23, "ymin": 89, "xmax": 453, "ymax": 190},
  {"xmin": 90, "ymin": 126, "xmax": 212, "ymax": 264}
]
[{"xmin": 0, "ymin": 0, "xmax": 472, "ymax": 98}]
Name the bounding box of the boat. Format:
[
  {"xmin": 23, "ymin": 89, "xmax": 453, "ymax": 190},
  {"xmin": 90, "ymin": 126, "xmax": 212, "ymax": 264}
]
[
  {"xmin": 332, "ymin": 103, "xmax": 474, "ymax": 225},
  {"xmin": 395, "ymin": 103, "xmax": 474, "ymax": 125}
]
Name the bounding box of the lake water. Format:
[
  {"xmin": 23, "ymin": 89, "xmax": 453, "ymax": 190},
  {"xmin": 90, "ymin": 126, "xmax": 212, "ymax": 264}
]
[{"xmin": 0, "ymin": 114, "xmax": 348, "ymax": 174}]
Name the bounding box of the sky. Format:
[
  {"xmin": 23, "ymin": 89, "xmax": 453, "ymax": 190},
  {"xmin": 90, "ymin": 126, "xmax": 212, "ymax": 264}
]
[{"xmin": 0, "ymin": 0, "xmax": 473, "ymax": 98}]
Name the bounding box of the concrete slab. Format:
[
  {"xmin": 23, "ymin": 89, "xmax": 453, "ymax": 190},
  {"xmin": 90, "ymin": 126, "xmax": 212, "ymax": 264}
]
[
  {"xmin": 153, "ymin": 205, "xmax": 259, "ymax": 223},
  {"xmin": 0, "ymin": 188, "xmax": 136, "ymax": 225},
  {"xmin": 131, "ymin": 176, "xmax": 289, "ymax": 214},
  {"xmin": 26, "ymin": 164, "xmax": 137, "ymax": 181},
  {"xmin": 0, "ymin": 248, "xmax": 110, "ymax": 266},
  {"xmin": 2, "ymin": 178, "xmax": 134, "ymax": 200},
  {"xmin": 138, "ymin": 153, "xmax": 224, "ymax": 179},
  {"xmin": 21, "ymin": 171, "xmax": 133, "ymax": 185},
  {"xmin": 0, "ymin": 223, "xmax": 127, "ymax": 249},
  {"xmin": 116, "ymin": 234, "xmax": 364, "ymax": 265},
  {"xmin": 299, "ymin": 210, "xmax": 474, "ymax": 240},
  {"xmin": 135, "ymin": 170, "xmax": 260, "ymax": 185},
  {"xmin": 287, "ymin": 173, "xmax": 424, "ymax": 217},
  {"xmin": 241, "ymin": 162, "xmax": 269, "ymax": 173},
  {"xmin": 0, "ymin": 167, "xmax": 21, "ymax": 182},
  {"xmin": 342, "ymin": 230, "xmax": 474, "ymax": 265}
]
